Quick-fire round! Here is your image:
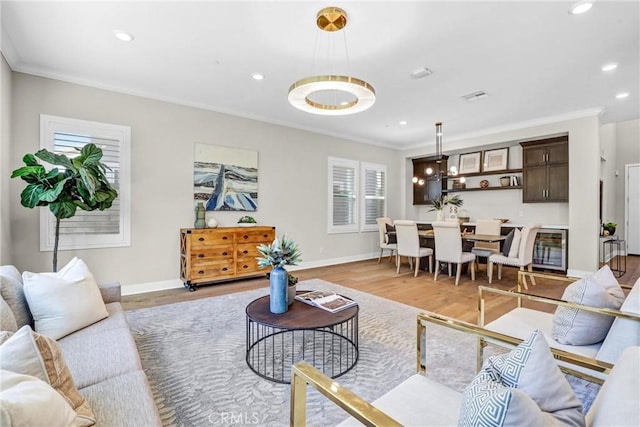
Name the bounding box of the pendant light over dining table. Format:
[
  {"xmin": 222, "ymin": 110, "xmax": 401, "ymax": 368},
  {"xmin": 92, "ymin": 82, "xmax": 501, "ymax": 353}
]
[
  {"xmin": 288, "ymin": 7, "xmax": 376, "ymax": 116},
  {"xmin": 412, "ymin": 122, "xmax": 447, "ymax": 185}
]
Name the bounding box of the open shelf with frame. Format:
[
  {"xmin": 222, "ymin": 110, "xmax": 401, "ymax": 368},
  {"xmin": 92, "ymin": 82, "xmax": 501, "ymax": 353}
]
[{"xmin": 447, "ymin": 168, "xmax": 523, "ymax": 193}]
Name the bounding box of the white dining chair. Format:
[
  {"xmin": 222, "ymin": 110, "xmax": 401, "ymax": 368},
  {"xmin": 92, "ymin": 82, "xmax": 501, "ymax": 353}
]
[
  {"xmin": 471, "ymin": 219, "xmax": 502, "ymax": 271},
  {"xmin": 376, "ymin": 217, "xmax": 397, "ymax": 263},
  {"xmin": 488, "ymin": 224, "xmax": 542, "ymax": 288},
  {"xmin": 432, "ymin": 221, "xmax": 476, "ymax": 286},
  {"xmin": 394, "ymin": 220, "xmax": 433, "ymax": 277}
]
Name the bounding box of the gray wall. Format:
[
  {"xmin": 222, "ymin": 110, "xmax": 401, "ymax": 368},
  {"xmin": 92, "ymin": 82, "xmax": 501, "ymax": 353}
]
[
  {"xmin": 0, "ymin": 53, "xmax": 12, "ymax": 264},
  {"xmin": 9, "ymin": 72, "xmax": 401, "ymax": 289}
]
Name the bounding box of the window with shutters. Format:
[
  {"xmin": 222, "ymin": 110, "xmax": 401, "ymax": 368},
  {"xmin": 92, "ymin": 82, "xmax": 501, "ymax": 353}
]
[
  {"xmin": 39, "ymin": 115, "xmax": 131, "ymax": 251},
  {"xmin": 328, "ymin": 157, "xmax": 359, "ymax": 233},
  {"xmin": 327, "ymin": 157, "xmax": 386, "ymax": 234},
  {"xmin": 360, "ymin": 162, "xmax": 387, "ymax": 232}
]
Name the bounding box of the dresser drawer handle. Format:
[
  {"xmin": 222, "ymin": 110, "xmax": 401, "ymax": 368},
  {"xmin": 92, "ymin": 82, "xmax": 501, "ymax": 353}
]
[
  {"xmin": 222, "ymin": 267, "xmax": 228, "ymax": 272},
  {"xmin": 222, "ymin": 252, "xmax": 228, "ymax": 256},
  {"xmin": 263, "ymin": 234, "xmax": 268, "ymax": 238},
  {"xmin": 243, "ymin": 235, "xmax": 249, "ymax": 239},
  {"xmin": 198, "ymin": 270, "xmax": 204, "ymax": 274},
  {"xmin": 242, "ymin": 265, "xmax": 248, "ymax": 269},
  {"xmin": 198, "ymin": 237, "xmax": 205, "ymax": 242},
  {"xmin": 242, "ymin": 250, "xmax": 248, "ymax": 254},
  {"xmin": 222, "ymin": 236, "xmax": 228, "ymax": 240},
  {"xmin": 198, "ymin": 254, "xmax": 204, "ymax": 258}
]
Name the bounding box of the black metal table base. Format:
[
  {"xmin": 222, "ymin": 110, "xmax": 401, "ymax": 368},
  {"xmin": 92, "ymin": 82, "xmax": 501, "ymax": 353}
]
[{"xmin": 246, "ymin": 317, "xmax": 359, "ymax": 384}]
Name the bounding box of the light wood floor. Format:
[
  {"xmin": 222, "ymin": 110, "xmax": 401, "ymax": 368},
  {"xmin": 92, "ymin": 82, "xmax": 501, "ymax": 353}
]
[{"xmin": 123, "ymin": 254, "xmax": 639, "ymax": 324}]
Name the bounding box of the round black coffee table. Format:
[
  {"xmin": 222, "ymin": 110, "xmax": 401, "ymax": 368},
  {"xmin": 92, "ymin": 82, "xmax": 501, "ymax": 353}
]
[{"xmin": 245, "ymin": 292, "xmax": 359, "ymax": 384}]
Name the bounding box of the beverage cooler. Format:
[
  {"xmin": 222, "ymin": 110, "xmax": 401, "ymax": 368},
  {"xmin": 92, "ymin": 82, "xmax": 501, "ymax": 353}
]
[{"xmin": 532, "ymin": 228, "xmax": 568, "ymax": 272}]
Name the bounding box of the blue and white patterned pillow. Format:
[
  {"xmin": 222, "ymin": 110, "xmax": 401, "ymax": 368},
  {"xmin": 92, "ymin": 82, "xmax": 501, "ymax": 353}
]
[{"xmin": 458, "ymin": 330, "xmax": 585, "ymax": 427}]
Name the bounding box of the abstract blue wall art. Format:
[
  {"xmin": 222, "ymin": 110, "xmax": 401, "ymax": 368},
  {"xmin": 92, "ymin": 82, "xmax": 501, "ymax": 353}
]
[{"xmin": 194, "ymin": 143, "xmax": 258, "ymax": 211}]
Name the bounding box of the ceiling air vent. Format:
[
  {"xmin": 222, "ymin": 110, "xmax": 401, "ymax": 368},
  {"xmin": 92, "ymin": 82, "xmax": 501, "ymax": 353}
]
[{"xmin": 462, "ymin": 90, "xmax": 488, "ymax": 101}]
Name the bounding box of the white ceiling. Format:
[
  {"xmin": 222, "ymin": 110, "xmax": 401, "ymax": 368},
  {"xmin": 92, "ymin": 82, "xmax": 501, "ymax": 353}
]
[{"xmin": 2, "ymin": 1, "xmax": 638, "ymax": 150}]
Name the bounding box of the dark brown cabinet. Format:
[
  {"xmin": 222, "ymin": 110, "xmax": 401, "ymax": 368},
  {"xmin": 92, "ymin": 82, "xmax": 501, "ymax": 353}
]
[
  {"xmin": 521, "ymin": 136, "xmax": 568, "ymax": 203},
  {"xmin": 412, "ymin": 156, "xmax": 448, "ymax": 205}
]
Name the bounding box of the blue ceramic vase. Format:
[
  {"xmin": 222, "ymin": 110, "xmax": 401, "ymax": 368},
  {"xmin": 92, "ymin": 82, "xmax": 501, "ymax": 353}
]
[{"xmin": 269, "ymin": 266, "xmax": 288, "ymax": 314}]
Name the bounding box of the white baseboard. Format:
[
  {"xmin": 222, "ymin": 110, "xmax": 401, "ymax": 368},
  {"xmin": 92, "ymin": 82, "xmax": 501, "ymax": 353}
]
[
  {"xmin": 121, "ymin": 252, "xmax": 380, "ymax": 296},
  {"xmin": 121, "ymin": 279, "xmax": 183, "ymax": 296}
]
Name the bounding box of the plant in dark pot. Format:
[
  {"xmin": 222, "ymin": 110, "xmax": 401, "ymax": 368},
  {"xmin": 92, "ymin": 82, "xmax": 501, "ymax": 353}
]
[
  {"xmin": 256, "ymin": 235, "xmax": 302, "ymax": 314},
  {"xmin": 11, "ymin": 144, "xmax": 118, "ymax": 272},
  {"xmin": 603, "ymin": 221, "xmax": 617, "ymax": 236}
]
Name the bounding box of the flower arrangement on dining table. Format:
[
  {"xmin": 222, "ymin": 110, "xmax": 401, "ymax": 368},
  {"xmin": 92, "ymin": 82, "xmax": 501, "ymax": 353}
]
[{"xmin": 428, "ymin": 194, "xmax": 464, "ymax": 211}]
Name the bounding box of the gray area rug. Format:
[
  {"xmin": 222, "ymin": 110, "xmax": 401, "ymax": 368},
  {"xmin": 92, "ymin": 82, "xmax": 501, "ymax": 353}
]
[{"xmin": 125, "ymin": 279, "xmax": 599, "ymax": 427}]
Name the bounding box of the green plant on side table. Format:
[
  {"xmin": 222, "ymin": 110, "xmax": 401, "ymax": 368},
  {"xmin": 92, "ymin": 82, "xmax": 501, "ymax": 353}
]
[
  {"xmin": 11, "ymin": 143, "xmax": 118, "ymax": 272},
  {"xmin": 603, "ymin": 221, "xmax": 617, "ymax": 236}
]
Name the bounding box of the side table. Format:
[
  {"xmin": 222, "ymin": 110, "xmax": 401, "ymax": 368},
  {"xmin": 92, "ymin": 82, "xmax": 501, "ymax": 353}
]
[{"xmin": 602, "ymin": 238, "xmax": 626, "ymax": 277}]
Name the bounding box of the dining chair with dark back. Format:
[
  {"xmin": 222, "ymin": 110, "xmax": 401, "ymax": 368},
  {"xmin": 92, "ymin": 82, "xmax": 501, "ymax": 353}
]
[
  {"xmin": 394, "ymin": 220, "xmax": 433, "ymax": 277},
  {"xmin": 488, "ymin": 223, "xmax": 542, "ymax": 288},
  {"xmin": 471, "ymin": 219, "xmax": 502, "ymax": 271},
  {"xmin": 432, "ymin": 221, "xmax": 476, "ymax": 286},
  {"xmin": 376, "ymin": 217, "xmax": 397, "ymax": 263}
]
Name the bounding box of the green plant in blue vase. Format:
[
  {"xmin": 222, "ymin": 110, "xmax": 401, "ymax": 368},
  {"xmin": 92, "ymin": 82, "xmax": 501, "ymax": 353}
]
[{"xmin": 257, "ymin": 235, "xmax": 302, "ymax": 314}]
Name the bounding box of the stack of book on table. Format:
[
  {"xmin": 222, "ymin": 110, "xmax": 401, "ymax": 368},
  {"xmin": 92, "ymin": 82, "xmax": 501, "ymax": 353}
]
[{"xmin": 295, "ymin": 290, "xmax": 357, "ymax": 313}]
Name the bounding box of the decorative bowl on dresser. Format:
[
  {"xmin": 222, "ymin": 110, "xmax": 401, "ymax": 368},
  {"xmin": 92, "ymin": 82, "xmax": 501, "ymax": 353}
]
[{"xmin": 179, "ymin": 226, "xmax": 275, "ymax": 291}]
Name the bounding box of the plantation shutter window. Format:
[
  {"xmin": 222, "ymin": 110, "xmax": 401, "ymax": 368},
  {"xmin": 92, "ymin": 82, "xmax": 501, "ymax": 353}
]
[
  {"xmin": 40, "ymin": 115, "xmax": 131, "ymax": 251},
  {"xmin": 328, "ymin": 157, "xmax": 359, "ymax": 233},
  {"xmin": 361, "ymin": 162, "xmax": 387, "ymax": 232}
]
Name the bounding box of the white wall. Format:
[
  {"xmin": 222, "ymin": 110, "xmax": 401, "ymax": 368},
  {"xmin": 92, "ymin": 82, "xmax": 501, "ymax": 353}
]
[
  {"xmin": 0, "ymin": 53, "xmax": 12, "ymax": 264},
  {"xmin": 9, "ymin": 73, "xmax": 401, "ymax": 289},
  {"xmin": 615, "ymin": 119, "xmax": 640, "ymax": 242},
  {"xmin": 599, "ymin": 123, "xmax": 617, "ymax": 227},
  {"xmin": 400, "ymin": 113, "xmax": 601, "ymax": 276}
]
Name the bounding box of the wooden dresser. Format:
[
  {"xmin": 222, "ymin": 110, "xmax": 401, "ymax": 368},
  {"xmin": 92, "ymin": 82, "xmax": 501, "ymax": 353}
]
[{"xmin": 179, "ymin": 226, "xmax": 275, "ymax": 291}]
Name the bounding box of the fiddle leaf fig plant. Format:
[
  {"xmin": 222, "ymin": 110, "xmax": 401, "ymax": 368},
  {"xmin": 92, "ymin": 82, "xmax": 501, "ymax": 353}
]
[{"xmin": 11, "ymin": 143, "xmax": 118, "ymax": 272}]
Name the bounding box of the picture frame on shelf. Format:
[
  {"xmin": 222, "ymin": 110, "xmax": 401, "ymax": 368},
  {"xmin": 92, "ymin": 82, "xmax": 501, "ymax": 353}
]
[
  {"xmin": 458, "ymin": 152, "xmax": 481, "ymax": 174},
  {"xmin": 482, "ymin": 148, "xmax": 508, "ymax": 172}
]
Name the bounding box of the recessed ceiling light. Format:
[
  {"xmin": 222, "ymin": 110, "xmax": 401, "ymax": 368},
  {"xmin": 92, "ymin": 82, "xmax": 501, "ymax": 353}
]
[
  {"xmin": 601, "ymin": 63, "xmax": 618, "ymax": 72},
  {"xmin": 251, "ymin": 73, "xmax": 265, "ymax": 81},
  {"xmin": 569, "ymin": 1, "xmax": 593, "ymax": 15},
  {"xmin": 411, "ymin": 67, "xmax": 433, "ymax": 79},
  {"xmin": 616, "ymin": 92, "xmax": 629, "ymax": 99},
  {"xmin": 399, "ymin": 121, "xmax": 407, "ymax": 125},
  {"xmin": 113, "ymin": 30, "xmax": 134, "ymax": 42}
]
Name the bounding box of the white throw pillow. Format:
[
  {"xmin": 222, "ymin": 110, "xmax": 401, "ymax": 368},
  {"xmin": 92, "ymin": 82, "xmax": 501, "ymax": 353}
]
[
  {"xmin": 458, "ymin": 330, "xmax": 584, "ymax": 427},
  {"xmin": 507, "ymin": 228, "xmax": 522, "ymax": 258},
  {"xmin": 0, "ymin": 370, "xmax": 76, "ymax": 427},
  {"xmin": 22, "ymin": 258, "xmax": 108, "ymax": 340},
  {"xmin": 552, "ymin": 266, "xmax": 625, "ymax": 346}
]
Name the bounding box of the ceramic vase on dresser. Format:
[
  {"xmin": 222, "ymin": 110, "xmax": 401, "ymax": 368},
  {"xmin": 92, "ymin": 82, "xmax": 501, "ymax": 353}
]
[{"xmin": 269, "ymin": 266, "xmax": 288, "ymax": 314}]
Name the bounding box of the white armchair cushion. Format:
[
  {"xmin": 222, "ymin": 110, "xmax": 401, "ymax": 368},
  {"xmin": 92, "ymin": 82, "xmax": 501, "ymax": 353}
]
[
  {"xmin": 596, "ymin": 280, "xmax": 640, "ymax": 364},
  {"xmin": 552, "ymin": 266, "xmax": 625, "ymax": 346},
  {"xmin": 22, "ymin": 258, "xmax": 108, "ymax": 340},
  {"xmin": 586, "ymin": 346, "xmax": 640, "ymax": 427},
  {"xmin": 459, "ymin": 330, "xmax": 584, "ymax": 427}
]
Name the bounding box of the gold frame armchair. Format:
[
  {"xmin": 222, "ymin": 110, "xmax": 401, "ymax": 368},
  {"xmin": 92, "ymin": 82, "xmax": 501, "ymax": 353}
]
[
  {"xmin": 477, "ymin": 270, "xmax": 639, "ymax": 383},
  {"xmin": 290, "ymin": 311, "xmax": 611, "ymax": 426}
]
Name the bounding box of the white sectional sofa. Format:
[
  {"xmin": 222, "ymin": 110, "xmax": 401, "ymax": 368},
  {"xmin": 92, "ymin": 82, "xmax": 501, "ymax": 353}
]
[{"xmin": 0, "ymin": 265, "xmax": 161, "ymax": 426}]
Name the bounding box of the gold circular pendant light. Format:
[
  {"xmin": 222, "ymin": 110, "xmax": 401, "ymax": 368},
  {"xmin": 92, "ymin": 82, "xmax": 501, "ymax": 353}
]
[{"xmin": 288, "ymin": 7, "xmax": 376, "ymax": 116}]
